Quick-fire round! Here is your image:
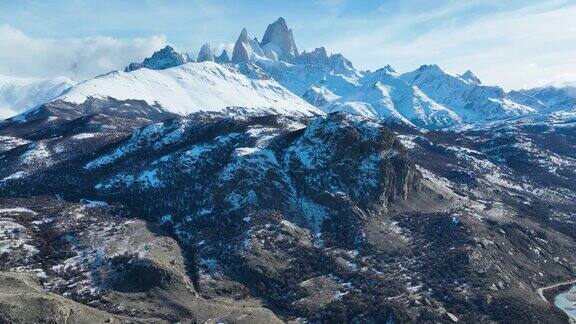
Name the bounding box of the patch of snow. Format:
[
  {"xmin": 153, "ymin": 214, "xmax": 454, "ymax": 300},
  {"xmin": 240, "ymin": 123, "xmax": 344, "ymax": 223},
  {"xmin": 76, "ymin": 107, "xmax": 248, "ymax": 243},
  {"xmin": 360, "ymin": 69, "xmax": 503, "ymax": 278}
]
[
  {"xmin": 1, "ymin": 170, "xmax": 27, "ymax": 181},
  {"xmin": 80, "ymin": 199, "xmax": 108, "ymax": 207},
  {"xmin": 159, "ymin": 214, "xmax": 173, "ymax": 225},
  {"xmin": 0, "ymin": 217, "xmax": 38, "ymax": 257},
  {"xmin": 137, "ymin": 169, "xmax": 162, "ymax": 188},
  {"xmin": 71, "ymin": 133, "xmax": 97, "ymax": 140},
  {"xmin": 0, "ymin": 136, "xmax": 31, "ymax": 153},
  {"xmin": 20, "ymin": 142, "xmax": 51, "ymax": 166},
  {"xmin": 0, "ymin": 207, "xmax": 37, "ymax": 215}
]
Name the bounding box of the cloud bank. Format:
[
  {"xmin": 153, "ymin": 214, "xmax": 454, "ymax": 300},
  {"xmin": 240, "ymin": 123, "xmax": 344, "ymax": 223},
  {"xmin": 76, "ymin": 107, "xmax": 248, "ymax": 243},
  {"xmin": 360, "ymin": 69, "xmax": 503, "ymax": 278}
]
[{"xmin": 0, "ymin": 24, "xmax": 166, "ymax": 81}]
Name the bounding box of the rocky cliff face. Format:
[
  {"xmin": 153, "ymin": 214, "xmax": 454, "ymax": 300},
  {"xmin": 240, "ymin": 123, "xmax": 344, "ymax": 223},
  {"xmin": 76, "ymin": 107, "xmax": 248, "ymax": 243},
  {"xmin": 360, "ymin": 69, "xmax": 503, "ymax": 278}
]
[
  {"xmin": 124, "ymin": 45, "xmax": 190, "ymax": 72},
  {"xmin": 260, "ymin": 17, "xmax": 299, "ymax": 63},
  {"xmin": 215, "ymin": 49, "xmax": 231, "ymax": 63},
  {"xmin": 232, "ymin": 28, "xmax": 267, "ymax": 63},
  {"xmin": 196, "ymin": 43, "xmax": 215, "ymax": 63}
]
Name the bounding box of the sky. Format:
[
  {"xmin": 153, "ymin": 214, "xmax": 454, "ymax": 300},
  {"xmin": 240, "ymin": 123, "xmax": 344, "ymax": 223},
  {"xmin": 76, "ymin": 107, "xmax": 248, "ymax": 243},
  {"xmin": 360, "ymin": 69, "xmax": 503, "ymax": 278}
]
[{"xmin": 0, "ymin": 0, "xmax": 575, "ymax": 90}]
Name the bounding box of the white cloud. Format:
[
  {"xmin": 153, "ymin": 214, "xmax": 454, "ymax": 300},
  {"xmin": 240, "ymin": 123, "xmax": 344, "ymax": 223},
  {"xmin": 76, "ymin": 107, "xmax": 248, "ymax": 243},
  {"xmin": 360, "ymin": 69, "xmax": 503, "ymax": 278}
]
[
  {"xmin": 0, "ymin": 24, "xmax": 166, "ymax": 81},
  {"xmin": 0, "ymin": 105, "xmax": 18, "ymax": 120},
  {"xmin": 213, "ymin": 42, "xmax": 235, "ymax": 57}
]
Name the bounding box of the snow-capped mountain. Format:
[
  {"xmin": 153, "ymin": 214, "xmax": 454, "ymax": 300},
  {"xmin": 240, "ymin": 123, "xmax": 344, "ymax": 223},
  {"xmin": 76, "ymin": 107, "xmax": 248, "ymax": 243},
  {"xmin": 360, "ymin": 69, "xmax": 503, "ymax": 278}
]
[
  {"xmin": 3, "ymin": 17, "xmax": 573, "ymax": 129},
  {"xmin": 55, "ymin": 61, "xmax": 321, "ymax": 117},
  {"xmin": 0, "ymin": 75, "xmax": 74, "ymax": 119},
  {"xmin": 512, "ymin": 85, "xmax": 576, "ymax": 112},
  {"xmin": 4, "ymin": 17, "xmax": 565, "ymax": 130},
  {"xmin": 215, "ymin": 49, "xmax": 231, "ymax": 64},
  {"xmin": 231, "ymin": 28, "xmax": 268, "ymax": 63},
  {"xmin": 297, "ymin": 66, "xmax": 461, "ymax": 128},
  {"xmin": 399, "ymin": 65, "xmax": 535, "ymax": 122},
  {"xmin": 223, "ymin": 18, "xmax": 553, "ymax": 128},
  {"xmin": 260, "ymin": 17, "xmax": 300, "ymax": 63}
]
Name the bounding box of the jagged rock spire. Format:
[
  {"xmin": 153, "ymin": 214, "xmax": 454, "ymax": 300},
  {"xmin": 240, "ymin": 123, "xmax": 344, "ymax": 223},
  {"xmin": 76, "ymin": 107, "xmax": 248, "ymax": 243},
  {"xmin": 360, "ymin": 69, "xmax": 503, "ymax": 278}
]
[
  {"xmin": 215, "ymin": 49, "xmax": 231, "ymax": 64},
  {"xmin": 299, "ymin": 47, "xmax": 329, "ymax": 66},
  {"xmin": 231, "ymin": 28, "xmax": 265, "ymax": 63},
  {"xmin": 461, "ymin": 70, "xmax": 481, "ymax": 85},
  {"xmin": 383, "ymin": 65, "xmax": 397, "ymax": 74},
  {"xmin": 197, "ymin": 44, "xmax": 215, "ymax": 62},
  {"xmin": 260, "ymin": 17, "xmax": 299, "ymax": 63}
]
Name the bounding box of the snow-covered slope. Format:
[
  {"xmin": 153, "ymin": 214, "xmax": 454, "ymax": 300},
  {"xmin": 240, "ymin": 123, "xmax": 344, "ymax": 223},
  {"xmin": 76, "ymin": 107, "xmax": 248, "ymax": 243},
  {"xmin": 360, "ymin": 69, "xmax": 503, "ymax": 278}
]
[
  {"xmin": 317, "ymin": 67, "xmax": 461, "ymax": 128},
  {"xmin": 57, "ymin": 61, "xmax": 322, "ymax": 117},
  {"xmin": 0, "ymin": 75, "xmax": 74, "ymax": 119},
  {"xmin": 226, "ymin": 19, "xmax": 461, "ymax": 128},
  {"xmin": 294, "ymin": 65, "xmax": 460, "ymax": 128},
  {"xmin": 513, "ymin": 86, "xmax": 576, "ymax": 112},
  {"xmin": 400, "ymin": 65, "xmax": 535, "ymax": 122}
]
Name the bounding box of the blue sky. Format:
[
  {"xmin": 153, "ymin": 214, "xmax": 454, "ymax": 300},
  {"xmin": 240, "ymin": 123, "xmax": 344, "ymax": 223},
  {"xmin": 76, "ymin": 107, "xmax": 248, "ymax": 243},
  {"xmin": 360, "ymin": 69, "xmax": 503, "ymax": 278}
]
[{"xmin": 1, "ymin": 0, "xmax": 575, "ymax": 89}]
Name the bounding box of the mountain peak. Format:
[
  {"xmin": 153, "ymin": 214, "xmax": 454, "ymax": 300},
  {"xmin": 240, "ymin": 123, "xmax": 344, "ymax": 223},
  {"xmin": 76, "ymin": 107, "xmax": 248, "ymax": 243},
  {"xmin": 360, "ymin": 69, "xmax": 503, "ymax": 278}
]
[
  {"xmin": 274, "ymin": 17, "xmax": 287, "ymax": 26},
  {"xmin": 239, "ymin": 28, "xmax": 248, "ymax": 42},
  {"xmin": 383, "ymin": 64, "xmax": 397, "ymax": 74},
  {"xmin": 197, "ymin": 43, "xmax": 215, "ymax": 62},
  {"xmin": 124, "ymin": 45, "xmax": 189, "ymax": 72},
  {"xmin": 260, "ymin": 17, "xmax": 299, "ymax": 63},
  {"xmin": 158, "ymin": 45, "xmax": 176, "ymax": 54},
  {"xmin": 231, "ymin": 28, "xmax": 265, "ymax": 63},
  {"xmin": 215, "ymin": 49, "xmax": 231, "ymax": 64},
  {"xmin": 460, "ymin": 70, "xmax": 481, "ymax": 85},
  {"xmin": 418, "ymin": 64, "xmax": 445, "ymax": 74}
]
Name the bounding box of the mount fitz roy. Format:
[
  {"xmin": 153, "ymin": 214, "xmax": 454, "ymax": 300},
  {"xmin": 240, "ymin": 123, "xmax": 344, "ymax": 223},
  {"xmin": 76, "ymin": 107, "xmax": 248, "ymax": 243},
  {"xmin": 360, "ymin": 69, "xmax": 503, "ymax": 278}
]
[{"xmin": 0, "ymin": 17, "xmax": 576, "ymax": 324}]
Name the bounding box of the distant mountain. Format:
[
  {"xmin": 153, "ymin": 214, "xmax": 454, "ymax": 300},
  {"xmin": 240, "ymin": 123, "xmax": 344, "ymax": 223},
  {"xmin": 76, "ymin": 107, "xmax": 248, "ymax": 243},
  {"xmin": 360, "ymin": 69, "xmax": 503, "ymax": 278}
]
[
  {"xmin": 80, "ymin": 17, "xmax": 575, "ymax": 130},
  {"xmin": 225, "ymin": 18, "xmax": 564, "ymax": 128},
  {"xmin": 511, "ymin": 85, "xmax": 576, "ymax": 112},
  {"xmin": 399, "ymin": 65, "xmax": 535, "ymax": 122},
  {"xmin": 215, "ymin": 49, "xmax": 231, "ymax": 64},
  {"xmin": 196, "ymin": 43, "xmax": 215, "ymax": 63},
  {"xmin": 3, "ymin": 17, "xmax": 567, "ymax": 130},
  {"xmin": 0, "ymin": 75, "xmax": 74, "ymax": 119},
  {"xmin": 231, "ymin": 28, "xmax": 268, "ymax": 63},
  {"xmin": 260, "ymin": 17, "xmax": 300, "ymax": 63}
]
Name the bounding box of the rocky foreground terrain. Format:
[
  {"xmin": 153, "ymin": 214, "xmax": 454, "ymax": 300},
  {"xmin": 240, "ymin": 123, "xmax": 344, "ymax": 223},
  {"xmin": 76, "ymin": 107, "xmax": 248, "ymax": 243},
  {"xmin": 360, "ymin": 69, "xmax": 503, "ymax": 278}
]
[{"xmin": 0, "ymin": 97, "xmax": 575, "ymax": 322}]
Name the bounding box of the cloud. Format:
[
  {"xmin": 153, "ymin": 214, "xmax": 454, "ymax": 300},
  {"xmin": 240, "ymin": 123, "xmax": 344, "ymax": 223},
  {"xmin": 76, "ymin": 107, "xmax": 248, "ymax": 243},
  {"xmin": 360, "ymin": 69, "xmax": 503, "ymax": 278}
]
[
  {"xmin": 0, "ymin": 106, "xmax": 18, "ymax": 120},
  {"xmin": 0, "ymin": 24, "xmax": 166, "ymax": 81},
  {"xmin": 212, "ymin": 42, "xmax": 235, "ymax": 57}
]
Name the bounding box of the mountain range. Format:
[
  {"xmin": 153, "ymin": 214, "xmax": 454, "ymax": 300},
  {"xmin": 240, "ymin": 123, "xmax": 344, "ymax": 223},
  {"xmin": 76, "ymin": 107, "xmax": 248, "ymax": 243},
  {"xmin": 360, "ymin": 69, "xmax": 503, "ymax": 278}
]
[
  {"xmin": 2, "ymin": 17, "xmax": 575, "ymax": 130},
  {"xmin": 0, "ymin": 17, "xmax": 575, "ymax": 323}
]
